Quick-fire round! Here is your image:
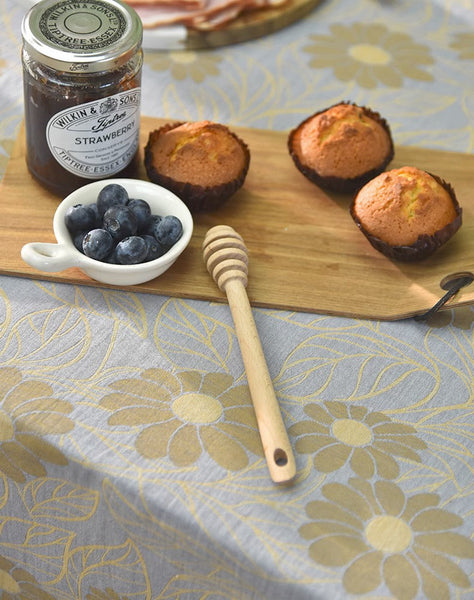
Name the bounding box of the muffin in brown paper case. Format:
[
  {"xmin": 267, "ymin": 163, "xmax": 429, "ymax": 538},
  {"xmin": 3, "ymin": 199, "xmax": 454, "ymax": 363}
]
[
  {"xmin": 144, "ymin": 120, "xmax": 250, "ymax": 212},
  {"xmin": 288, "ymin": 101, "xmax": 394, "ymax": 193},
  {"xmin": 350, "ymin": 166, "xmax": 462, "ymax": 261}
]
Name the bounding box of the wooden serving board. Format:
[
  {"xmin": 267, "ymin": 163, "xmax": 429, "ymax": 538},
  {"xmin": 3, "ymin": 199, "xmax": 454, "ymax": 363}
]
[{"xmin": 1, "ymin": 116, "xmax": 473, "ymax": 321}]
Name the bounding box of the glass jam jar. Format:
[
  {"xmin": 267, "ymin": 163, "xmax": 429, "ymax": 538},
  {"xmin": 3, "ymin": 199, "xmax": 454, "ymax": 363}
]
[{"xmin": 21, "ymin": 0, "xmax": 143, "ymax": 196}]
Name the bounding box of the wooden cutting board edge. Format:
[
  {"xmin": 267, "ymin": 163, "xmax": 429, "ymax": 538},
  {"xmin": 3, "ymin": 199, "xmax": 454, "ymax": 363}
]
[
  {"xmin": 1, "ymin": 116, "xmax": 473, "ymax": 321},
  {"xmin": 2, "ymin": 266, "xmax": 473, "ymax": 321}
]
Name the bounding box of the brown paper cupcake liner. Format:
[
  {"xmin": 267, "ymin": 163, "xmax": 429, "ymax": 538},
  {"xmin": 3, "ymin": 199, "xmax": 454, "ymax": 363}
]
[
  {"xmin": 144, "ymin": 122, "xmax": 250, "ymax": 212},
  {"xmin": 288, "ymin": 102, "xmax": 394, "ymax": 194},
  {"xmin": 350, "ymin": 173, "xmax": 462, "ymax": 262}
]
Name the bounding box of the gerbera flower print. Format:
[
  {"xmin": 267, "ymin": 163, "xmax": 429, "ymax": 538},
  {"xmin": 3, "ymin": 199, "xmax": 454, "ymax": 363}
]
[
  {"xmin": 304, "ymin": 23, "xmax": 434, "ymax": 88},
  {"xmin": 145, "ymin": 50, "xmax": 221, "ymax": 82},
  {"xmin": 101, "ymin": 369, "xmax": 263, "ymax": 470},
  {"xmin": 450, "ymin": 32, "xmax": 474, "ymax": 60},
  {"xmin": 0, "ymin": 367, "xmax": 73, "ymax": 482},
  {"xmin": 289, "ymin": 401, "xmax": 426, "ymax": 479},
  {"xmin": 86, "ymin": 588, "xmax": 129, "ymax": 600},
  {"xmin": 0, "ymin": 556, "xmax": 56, "ymax": 599},
  {"xmin": 300, "ymin": 478, "xmax": 474, "ymax": 599}
]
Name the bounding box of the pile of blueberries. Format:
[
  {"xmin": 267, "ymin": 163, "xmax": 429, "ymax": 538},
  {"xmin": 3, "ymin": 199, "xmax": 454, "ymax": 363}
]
[{"xmin": 65, "ymin": 183, "xmax": 184, "ymax": 265}]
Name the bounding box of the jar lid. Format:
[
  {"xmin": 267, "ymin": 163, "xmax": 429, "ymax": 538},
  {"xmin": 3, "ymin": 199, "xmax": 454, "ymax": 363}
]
[{"xmin": 21, "ymin": 0, "xmax": 142, "ymax": 72}]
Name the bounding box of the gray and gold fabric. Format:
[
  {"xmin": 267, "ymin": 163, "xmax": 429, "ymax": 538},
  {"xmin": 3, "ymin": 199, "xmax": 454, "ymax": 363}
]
[{"xmin": 0, "ymin": 0, "xmax": 473, "ymax": 598}]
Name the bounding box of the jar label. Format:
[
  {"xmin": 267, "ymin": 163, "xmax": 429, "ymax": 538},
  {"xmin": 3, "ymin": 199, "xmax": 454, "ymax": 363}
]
[{"xmin": 46, "ymin": 87, "xmax": 141, "ymax": 178}]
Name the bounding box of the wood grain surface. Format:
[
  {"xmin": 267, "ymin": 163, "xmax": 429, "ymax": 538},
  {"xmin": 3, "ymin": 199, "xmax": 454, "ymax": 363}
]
[{"xmin": 1, "ymin": 116, "xmax": 473, "ymax": 320}]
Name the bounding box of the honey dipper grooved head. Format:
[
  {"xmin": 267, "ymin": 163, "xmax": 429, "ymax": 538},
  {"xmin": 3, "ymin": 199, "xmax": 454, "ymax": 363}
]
[{"xmin": 203, "ymin": 226, "xmax": 249, "ymax": 291}]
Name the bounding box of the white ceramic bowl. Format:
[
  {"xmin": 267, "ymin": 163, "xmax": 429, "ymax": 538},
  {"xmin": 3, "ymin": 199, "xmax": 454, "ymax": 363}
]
[{"xmin": 21, "ymin": 178, "xmax": 193, "ymax": 286}]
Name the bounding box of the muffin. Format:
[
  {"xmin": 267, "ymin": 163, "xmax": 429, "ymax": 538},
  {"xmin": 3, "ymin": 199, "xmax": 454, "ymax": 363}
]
[
  {"xmin": 144, "ymin": 120, "xmax": 250, "ymax": 212},
  {"xmin": 288, "ymin": 102, "xmax": 394, "ymax": 192},
  {"xmin": 350, "ymin": 166, "xmax": 462, "ymax": 261}
]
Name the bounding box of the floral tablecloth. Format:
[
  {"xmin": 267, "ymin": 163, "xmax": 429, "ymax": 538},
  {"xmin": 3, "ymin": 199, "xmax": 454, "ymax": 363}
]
[{"xmin": 0, "ymin": 0, "xmax": 473, "ymax": 598}]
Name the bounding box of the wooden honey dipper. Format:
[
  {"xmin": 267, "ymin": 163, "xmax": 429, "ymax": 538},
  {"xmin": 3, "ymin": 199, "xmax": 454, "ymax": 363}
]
[{"xmin": 203, "ymin": 225, "xmax": 296, "ymax": 484}]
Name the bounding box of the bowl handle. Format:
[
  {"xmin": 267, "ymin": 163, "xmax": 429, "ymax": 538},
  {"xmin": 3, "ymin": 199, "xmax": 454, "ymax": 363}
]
[{"xmin": 21, "ymin": 242, "xmax": 80, "ymax": 273}]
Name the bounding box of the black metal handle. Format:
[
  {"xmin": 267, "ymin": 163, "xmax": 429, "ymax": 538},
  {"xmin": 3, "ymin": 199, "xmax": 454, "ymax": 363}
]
[{"xmin": 415, "ymin": 272, "xmax": 474, "ymax": 321}]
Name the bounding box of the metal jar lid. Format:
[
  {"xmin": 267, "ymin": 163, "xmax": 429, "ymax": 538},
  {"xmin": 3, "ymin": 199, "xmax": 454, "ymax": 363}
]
[{"xmin": 21, "ymin": 0, "xmax": 143, "ymax": 73}]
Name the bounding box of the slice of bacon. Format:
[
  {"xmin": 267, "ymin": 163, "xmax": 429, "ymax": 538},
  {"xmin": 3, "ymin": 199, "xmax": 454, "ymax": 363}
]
[
  {"xmin": 124, "ymin": 0, "xmax": 288, "ymax": 31},
  {"xmin": 126, "ymin": 0, "xmax": 206, "ymax": 8}
]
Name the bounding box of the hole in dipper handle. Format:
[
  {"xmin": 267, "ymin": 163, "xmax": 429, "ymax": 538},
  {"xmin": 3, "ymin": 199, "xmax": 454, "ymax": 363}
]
[
  {"xmin": 415, "ymin": 271, "xmax": 474, "ymax": 321},
  {"xmin": 274, "ymin": 448, "xmax": 288, "ymax": 467}
]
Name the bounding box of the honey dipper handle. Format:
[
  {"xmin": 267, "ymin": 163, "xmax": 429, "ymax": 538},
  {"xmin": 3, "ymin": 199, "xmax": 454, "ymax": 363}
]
[{"xmin": 224, "ymin": 278, "xmax": 296, "ymax": 484}]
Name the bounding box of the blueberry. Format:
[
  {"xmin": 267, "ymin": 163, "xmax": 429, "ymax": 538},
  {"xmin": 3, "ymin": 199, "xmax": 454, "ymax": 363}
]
[
  {"xmin": 127, "ymin": 198, "xmax": 152, "ymax": 232},
  {"xmin": 141, "ymin": 234, "xmax": 166, "ymax": 261},
  {"xmin": 88, "ymin": 202, "xmax": 102, "ymax": 227},
  {"xmin": 142, "ymin": 214, "xmax": 162, "ymax": 236},
  {"xmin": 65, "ymin": 204, "xmax": 96, "ymax": 233},
  {"xmin": 97, "ymin": 183, "xmax": 129, "ymax": 217},
  {"xmin": 105, "ymin": 246, "xmax": 120, "ymax": 264},
  {"xmin": 153, "ymin": 215, "xmax": 183, "ymax": 248},
  {"xmin": 103, "ymin": 205, "xmax": 137, "ymax": 241},
  {"xmin": 82, "ymin": 229, "xmax": 114, "ymax": 261},
  {"xmin": 73, "ymin": 231, "xmax": 87, "ymax": 253},
  {"xmin": 115, "ymin": 236, "xmax": 148, "ymax": 265}
]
